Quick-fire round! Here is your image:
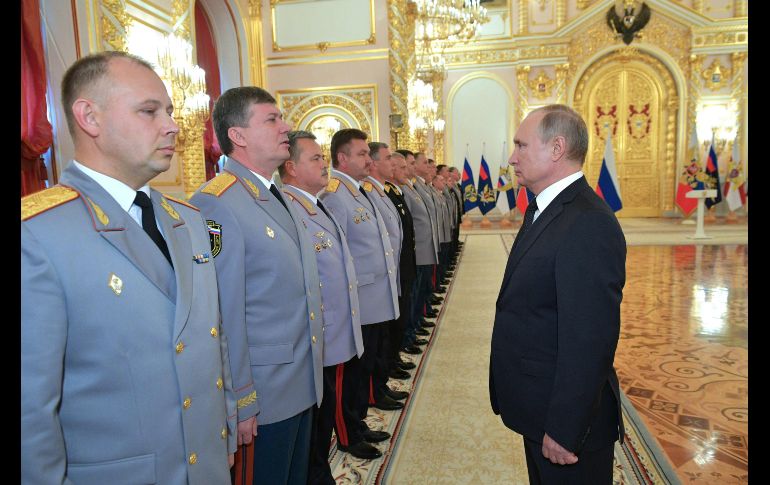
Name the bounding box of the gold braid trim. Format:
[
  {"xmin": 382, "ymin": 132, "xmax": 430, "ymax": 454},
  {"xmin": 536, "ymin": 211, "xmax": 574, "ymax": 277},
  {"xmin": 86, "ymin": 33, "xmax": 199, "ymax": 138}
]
[{"xmin": 237, "ymin": 390, "xmax": 257, "ymax": 409}]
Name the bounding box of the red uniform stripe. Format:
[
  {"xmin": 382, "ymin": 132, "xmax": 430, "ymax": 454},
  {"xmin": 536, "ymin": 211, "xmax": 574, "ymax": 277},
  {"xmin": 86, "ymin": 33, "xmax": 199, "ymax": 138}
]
[
  {"xmin": 369, "ymin": 376, "xmax": 375, "ymax": 404},
  {"xmin": 335, "ymin": 363, "xmax": 349, "ymax": 446}
]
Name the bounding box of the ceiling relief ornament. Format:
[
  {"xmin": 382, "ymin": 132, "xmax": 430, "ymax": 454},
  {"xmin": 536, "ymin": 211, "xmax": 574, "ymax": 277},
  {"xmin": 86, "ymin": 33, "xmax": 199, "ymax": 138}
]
[
  {"xmin": 701, "ymin": 58, "xmax": 731, "ymax": 91},
  {"xmin": 529, "ymin": 71, "xmax": 555, "ymax": 100},
  {"xmin": 100, "ymin": 0, "xmax": 132, "ymax": 52}
]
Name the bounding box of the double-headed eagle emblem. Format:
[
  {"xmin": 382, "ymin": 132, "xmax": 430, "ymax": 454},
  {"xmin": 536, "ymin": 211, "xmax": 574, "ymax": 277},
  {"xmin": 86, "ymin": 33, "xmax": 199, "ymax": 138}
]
[{"xmin": 606, "ymin": 1, "xmax": 651, "ymax": 45}]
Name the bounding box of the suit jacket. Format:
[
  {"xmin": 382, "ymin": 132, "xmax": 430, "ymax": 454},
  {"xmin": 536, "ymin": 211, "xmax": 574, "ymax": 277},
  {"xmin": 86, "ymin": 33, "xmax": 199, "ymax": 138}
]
[
  {"xmin": 402, "ymin": 180, "xmax": 438, "ymax": 265},
  {"xmin": 319, "ymin": 169, "xmax": 399, "ymax": 325},
  {"xmin": 282, "ymin": 185, "xmax": 364, "ymax": 367},
  {"xmin": 384, "ymin": 181, "xmax": 416, "ymax": 285},
  {"xmin": 431, "ymin": 185, "xmax": 451, "ymax": 244},
  {"xmin": 21, "ymin": 163, "xmax": 236, "ymax": 485},
  {"xmin": 412, "ymin": 178, "xmax": 440, "ymax": 256},
  {"xmin": 363, "ymin": 177, "xmax": 403, "ymax": 295},
  {"xmin": 489, "ymin": 176, "xmax": 626, "ymax": 454},
  {"xmin": 190, "ymin": 157, "xmax": 324, "ymax": 426}
]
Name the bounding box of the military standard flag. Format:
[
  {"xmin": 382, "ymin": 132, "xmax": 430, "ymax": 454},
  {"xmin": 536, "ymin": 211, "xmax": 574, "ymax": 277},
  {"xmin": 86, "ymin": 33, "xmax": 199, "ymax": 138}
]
[
  {"xmin": 477, "ymin": 154, "xmax": 495, "ymax": 215},
  {"xmin": 675, "ymin": 124, "xmax": 706, "ymax": 217},
  {"xmin": 704, "ymin": 137, "xmax": 722, "ymax": 209},
  {"xmin": 724, "ymin": 140, "xmax": 747, "ymax": 211},
  {"xmin": 461, "ymin": 154, "xmax": 479, "ymax": 212},
  {"xmin": 495, "ymin": 142, "xmax": 515, "ymax": 214}
]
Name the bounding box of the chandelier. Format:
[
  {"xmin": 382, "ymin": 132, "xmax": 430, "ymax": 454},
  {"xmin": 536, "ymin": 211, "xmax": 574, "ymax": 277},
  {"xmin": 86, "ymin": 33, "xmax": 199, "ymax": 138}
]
[{"xmin": 413, "ymin": 0, "xmax": 489, "ymax": 47}]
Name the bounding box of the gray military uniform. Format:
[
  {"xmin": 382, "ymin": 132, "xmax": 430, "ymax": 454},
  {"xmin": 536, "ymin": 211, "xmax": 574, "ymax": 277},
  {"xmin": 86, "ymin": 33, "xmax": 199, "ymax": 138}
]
[
  {"xmin": 22, "ymin": 163, "xmax": 236, "ymax": 485},
  {"xmin": 282, "ymin": 184, "xmax": 364, "ymax": 366},
  {"xmin": 319, "ymin": 169, "xmax": 399, "ymax": 324},
  {"xmin": 401, "ymin": 179, "xmax": 438, "ymax": 266},
  {"xmin": 363, "ymin": 176, "xmax": 403, "ymax": 295},
  {"xmin": 190, "ymin": 157, "xmax": 324, "ymax": 426}
]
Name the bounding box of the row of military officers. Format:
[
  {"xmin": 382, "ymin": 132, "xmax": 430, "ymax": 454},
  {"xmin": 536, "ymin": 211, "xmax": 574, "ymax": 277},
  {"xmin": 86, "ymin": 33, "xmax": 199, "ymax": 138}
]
[{"xmin": 21, "ymin": 50, "xmax": 463, "ymax": 485}]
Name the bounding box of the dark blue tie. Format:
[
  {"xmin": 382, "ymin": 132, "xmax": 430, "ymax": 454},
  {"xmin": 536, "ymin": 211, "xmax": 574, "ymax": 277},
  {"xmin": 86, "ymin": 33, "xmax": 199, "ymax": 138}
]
[{"xmin": 133, "ymin": 191, "xmax": 173, "ymax": 267}]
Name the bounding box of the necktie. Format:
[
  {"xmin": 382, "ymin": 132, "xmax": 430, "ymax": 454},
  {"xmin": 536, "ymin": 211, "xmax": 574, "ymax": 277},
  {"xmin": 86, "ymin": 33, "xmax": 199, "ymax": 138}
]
[
  {"xmin": 358, "ymin": 186, "xmax": 371, "ymax": 202},
  {"xmin": 270, "ymin": 184, "xmax": 289, "ymax": 212},
  {"xmin": 133, "ymin": 191, "xmax": 173, "ymax": 267},
  {"xmin": 512, "ymin": 197, "xmax": 538, "ymax": 250},
  {"xmin": 316, "ymin": 199, "xmax": 332, "ymax": 219}
]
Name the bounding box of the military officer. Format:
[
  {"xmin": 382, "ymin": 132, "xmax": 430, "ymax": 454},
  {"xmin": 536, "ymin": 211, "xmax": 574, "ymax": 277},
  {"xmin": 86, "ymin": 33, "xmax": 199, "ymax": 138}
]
[
  {"xmin": 413, "ymin": 153, "xmax": 443, "ymax": 317},
  {"xmin": 365, "ymin": 142, "xmax": 411, "ymax": 405},
  {"xmin": 21, "ymin": 51, "xmax": 236, "ymax": 485},
  {"xmin": 319, "ymin": 128, "xmax": 400, "ymax": 460},
  {"xmin": 431, "ymin": 172, "xmax": 453, "ymax": 287},
  {"xmin": 396, "ymin": 149, "xmax": 437, "ymax": 354},
  {"xmin": 278, "ymin": 131, "xmax": 365, "ymax": 484},
  {"xmin": 190, "ymin": 87, "xmax": 324, "ymax": 485}
]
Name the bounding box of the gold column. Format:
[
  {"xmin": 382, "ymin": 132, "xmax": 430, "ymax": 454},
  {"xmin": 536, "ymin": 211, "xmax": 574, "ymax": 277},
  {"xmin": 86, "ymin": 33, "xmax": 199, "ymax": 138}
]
[
  {"xmin": 100, "ymin": 0, "xmax": 131, "ymax": 51},
  {"xmin": 516, "ymin": 65, "xmax": 531, "ymax": 125},
  {"xmin": 664, "ymin": 96, "xmax": 678, "ymax": 212},
  {"xmin": 388, "ymin": 0, "xmax": 415, "ymax": 149},
  {"xmin": 555, "ymin": 63, "xmax": 569, "ymax": 104},
  {"xmin": 556, "ymin": 0, "xmax": 567, "ymax": 29},
  {"xmin": 171, "ymin": 0, "xmax": 207, "ymax": 198},
  {"xmin": 687, "ymin": 54, "xmax": 703, "ymax": 139},
  {"xmin": 734, "ymin": 0, "xmax": 747, "ymax": 17},
  {"xmin": 247, "ymin": 0, "xmax": 265, "ymax": 87},
  {"xmin": 432, "ymin": 70, "xmax": 445, "ymax": 166},
  {"xmin": 518, "ymin": 0, "xmax": 529, "ymax": 35},
  {"xmin": 731, "ymin": 51, "xmax": 747, "ymax": 152}
]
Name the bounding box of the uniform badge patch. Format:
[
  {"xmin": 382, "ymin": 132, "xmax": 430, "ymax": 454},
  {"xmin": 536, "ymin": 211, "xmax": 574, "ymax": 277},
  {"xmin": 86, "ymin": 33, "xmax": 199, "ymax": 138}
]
[
  {"xmin": 266, "ymin": 226, "xmax": 275, "ymax": 238},
  {"xmin": 108, "ymin": 273, "xmax": 123, "ymax": 296},
  {"xmin": 206, "ymin": 220, "xmax": 222, "ymax": 257}
]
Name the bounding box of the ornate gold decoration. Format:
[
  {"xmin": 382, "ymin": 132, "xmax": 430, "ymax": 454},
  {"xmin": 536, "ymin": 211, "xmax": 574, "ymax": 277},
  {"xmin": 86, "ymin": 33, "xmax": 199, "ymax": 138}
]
[
  {"xmin": 516, "ymin": 65, "xmax": 531, "ymax": 125},
  {"xmin": 735, "ymin": 0, "xmax": 747, "ymax": 17},
  {"xmin": 87, "ymin": 197, "xmax": 110, "ymax": 226},
  {"xmin": 555, "ymin": 63, "xmax": 569, "ymax": 103},
  {"xmin": 247, "ymin": 0, "xmax": 266, "ymax": 88},
  {"xmin": 577, "ymin": 0, "xmax": 592, "ymax": 9},
  {"xmin": 367, "ymin": 34, "xmax": 376, "ymax": 44},
  {"xmin": 100, "ymin": 0, "xmax": 132, "ymax": 52},
  {"xmin": 519, "ymin": 0, "xmax": 528, "ymax": 34},
  {"xmin": 574, "ymin": 50, "xmax": 678, "ymax": 214},
  {"xmin": 693, "ymin": 0, "xmax": 704, "ymax": 14},
  {"xmin": 249, "ymin": 0, "xmax": 261, "ymax": 17},
  {"xmin": 281, "ymin": 91, "xmax": 375, "ymax": 139},
  {"xmin": 687, "ymin": 54, "xmax": 704, "ymax": 148},
  {"xmin": 692, "ymin": 29, "xmax": 748, "ymax": 49},
  {"xmin": 701, "ymin": 58, "xmax": 730, "ymax": 91},
  {"xmin": 317, "ymin": 42, "xmax": 330, "ymax": 52},
  {"xmin": 171, "ymin": 0, "xmax": 191, "ymax": 41},
  {"xmin": 237, "ymin": 391, "xmax": 257, "ymax": 409},
  {"xmin": 441, "ymin": 43, "xmax": 567, "ymax": 67},
  {"xmin": 201, "ymin": 173, "xmax": 236, "ymax": 197},
  {"xmin": 388, "ymin": 0, "xmax": 415, "ymax": 147},
  {"xmin": 556, "ymin": 0, "xmax": 567, "ymax": 28},
  {"xmin": 529, "ymin": 70, "xmax": 555, "ymax": 100}
]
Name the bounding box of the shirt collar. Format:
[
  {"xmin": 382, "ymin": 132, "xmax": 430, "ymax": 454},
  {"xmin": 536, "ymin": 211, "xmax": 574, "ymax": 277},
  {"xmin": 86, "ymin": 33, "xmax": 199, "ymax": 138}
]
[
  {"xmin": 72, "ymin": 160, "xmax": 150, "ymax": 212},
  {"xmin": 533, "ymin": 171, "xmax": 583, "ymax": 220},
  {"xmin": 286, "ymin": 184, "xmax": 318, "ymax": 205},
  {"xmin": 416, "ymin": 175, "xmax": 425, "ymax": 184},
  {"xmin": 368, "ymin": 176, "xmax": 386, "ymax": 192},
  {"xmin": 249, "ymin": 168, "xmax": 275, "ymax": 190},
  {"xmin": 334, "ymin": 170, "xmax": 361, "ymax": 189}
]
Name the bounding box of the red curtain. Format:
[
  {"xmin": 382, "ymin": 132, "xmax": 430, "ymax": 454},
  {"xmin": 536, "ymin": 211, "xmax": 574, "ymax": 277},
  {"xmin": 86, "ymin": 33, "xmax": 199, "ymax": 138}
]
[
  {"xmin": 195, "ymin": 1, "xmax": 222, "ymax": 181},
  {"xmin": 21, "ymin": 0, "xmax": 53, "ymax": 196}
]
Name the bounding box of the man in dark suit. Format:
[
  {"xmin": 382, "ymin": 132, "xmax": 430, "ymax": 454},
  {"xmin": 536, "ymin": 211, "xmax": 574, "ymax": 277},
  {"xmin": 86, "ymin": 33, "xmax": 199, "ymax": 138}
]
[{"xmin": 489, "ymin": 104, "xmax": 626, "ymax": 485}]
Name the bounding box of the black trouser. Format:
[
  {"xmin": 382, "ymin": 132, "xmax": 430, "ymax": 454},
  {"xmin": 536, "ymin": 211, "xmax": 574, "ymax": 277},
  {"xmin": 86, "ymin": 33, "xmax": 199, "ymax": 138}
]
[
  {"xmin": 522, "ymin": 437, "xmax": 615, "ymax": 485},
  {"xmin": 387, "ymin": 281, "xmax": 412, "ymax": 369},
  {"xmin": 308, "ymin": 364, "xmax": 348, "ymax": 485},
  {"xmin": 356, "ymin": 322, "xmax": 390, "ymax": 424}
]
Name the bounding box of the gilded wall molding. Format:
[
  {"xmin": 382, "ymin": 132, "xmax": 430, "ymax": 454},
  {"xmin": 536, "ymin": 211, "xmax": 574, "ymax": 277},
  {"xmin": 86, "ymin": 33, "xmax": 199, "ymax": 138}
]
[
  {"xmin": 555, "ymin": 63, "xmax": 569, "ymax": 103},
  {"xmin": 573, "ymin": 50, "xmax": 679, "ymax": 213},
  {"xmin": 529, "ymin": 70, "xmax": 555, "ymax": 100},
  {"xmin": 731, "ymin": 52, "xmax": 746, "ymax": 148},
  {"xmin": 101, "ymin": 0, "xmax": 132, "ymax": 51},
  {"xmin": 701, "ymin": 58, "xmax": 730, "ymax": 91},
  {"xmin": 442, "ymin": 43, "xmax": 567, "ymax": 67},
  {"xmin": 555, "ymin": 0, "xmax": 566, "ymax": 29},
  {"xmin": 734, "ymin": 1, "xmax": 747, "ymax": 17},
  {"xmin": 519, "ymin": 0, "xmax": 528, "ymax": 34},
  {"xmin": 692, "ymin": 26, "xmax": 748, "ymax": 51},
  {"xmin": 270, "ymin": 0, "xmax": 375, "ymax": 52},
  {"xmin": 388, "ymin": 0, "xmax": 414, "ymax": 146},
  {"xmin": 516, "ymin": 65, "xmax": 531, "ymax": 125},
  {"xmin": 171, "ymin": 0, "xmax": 191, "ymax": 41},
  {"xmin": 687, "ymin": 54, "xmax": 704, "ymax": 143},
  {"xmin": 246, "ymin": 0, "xmax": 265, "ymax": 87},
  {"xmin": 278, "ymin": 87, "xmax": 378, "ymax": 141}
]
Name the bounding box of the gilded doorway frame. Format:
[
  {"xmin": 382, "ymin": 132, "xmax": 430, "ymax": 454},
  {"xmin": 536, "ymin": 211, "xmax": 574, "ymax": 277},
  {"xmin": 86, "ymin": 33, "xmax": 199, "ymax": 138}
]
[{"xmin": 573, "ymin": 49, "xmax": 680, "ymax": 216}]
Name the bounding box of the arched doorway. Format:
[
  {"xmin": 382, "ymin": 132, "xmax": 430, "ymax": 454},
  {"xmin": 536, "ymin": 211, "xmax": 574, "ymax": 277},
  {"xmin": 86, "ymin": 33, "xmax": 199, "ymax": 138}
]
[{"xmin": 574, "ymin": 50, "xmax": 679, "ymax": 217}]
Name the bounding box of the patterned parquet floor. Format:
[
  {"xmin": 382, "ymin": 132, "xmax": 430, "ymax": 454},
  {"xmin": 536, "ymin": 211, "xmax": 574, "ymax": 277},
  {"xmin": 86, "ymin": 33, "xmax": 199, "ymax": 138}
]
[{"xmin": 616, "ymin": 244, "xmax": 748, "ymax": 484}]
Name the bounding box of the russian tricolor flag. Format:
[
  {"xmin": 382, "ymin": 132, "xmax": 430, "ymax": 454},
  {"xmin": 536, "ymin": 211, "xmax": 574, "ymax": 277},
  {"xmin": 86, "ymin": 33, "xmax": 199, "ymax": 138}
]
[
  {"xmin": 595, "ymin": 133, "xmax": 622, "ymax": 212},
  {"xmin": 515, "ymin": 184, "xmax": 534, "ymax": 214}
]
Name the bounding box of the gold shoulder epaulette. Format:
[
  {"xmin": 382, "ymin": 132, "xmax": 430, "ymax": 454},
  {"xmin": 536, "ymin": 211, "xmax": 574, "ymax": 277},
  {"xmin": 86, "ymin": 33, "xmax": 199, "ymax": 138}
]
[
  {"xmin": 384, "ymin": 184, "xmax": 392, "ymax": 193},
  {"xmin": 285, "ymin": 191, "xmax": 317, "ymax": 215},
  {"xmin": 362, "ymin": 181, "xmax": 374, "ymax": 192},
  {"xmin": 326, "ymin": 178, "xmax": 341, "ymax": 193},
  {"xmin": 164, "ymin": 194, "xmax": 199, "ymax": 211},
  {"xmin": 22, "ymin": 186, "xmax": 79, "ymax": 221},
  {"xmin": 201, "ymin": 172, "xmax": 237, "ymax": 197}
]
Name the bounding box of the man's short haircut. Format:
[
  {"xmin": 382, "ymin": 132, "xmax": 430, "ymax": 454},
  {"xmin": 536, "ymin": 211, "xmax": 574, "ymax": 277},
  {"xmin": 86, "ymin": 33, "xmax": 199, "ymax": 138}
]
[
  {"xmin": 447, "ymin": 166, "xmax": 459, "ymax": 173},
  {"xmin": 213, "ymin": 86, "xmax": 277, "ymax": 156},
  {"xmin": 368, "ymin": 141, "xmax": 389, "ymax": 161},
  {"xmin": 428, "ymin": 158, "xmax": 435, "ymax": 165},
  {"xmin": 414, "ymin": 152, "xmax": 425, "ymax": 159},
  {"xmin": 391, "ymin": 151, "xmax": 406, "ymax": 161},
  {"xmin": 532, "ymin": 104, "xmax": 589, "ymax": 164},
  {"xmin": 395, "ymin": 149, "xmax": 414, "ymax": 158},
  {"xmin": 61, "ymin": 51, "xmax": 155, "ymax": 137},
  {"xmin": 330, "ymin": 128, "xmax": 368, "ymax": 168},
  {"xmin": 278, "ymin": 130, "xmax": 317, "ymax": 178}
]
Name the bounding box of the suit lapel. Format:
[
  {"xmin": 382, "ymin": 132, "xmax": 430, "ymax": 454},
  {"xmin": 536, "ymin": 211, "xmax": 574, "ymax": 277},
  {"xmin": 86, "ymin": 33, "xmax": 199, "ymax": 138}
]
[
  {"xmin": 498, "ymin": 177, "xmax": 587, "ymax": 298},
  {"xmin": 61, "ymin": 164, "xmax": 176, "ymax": 301},
  {"xmin": 152, "ymin": 190, "xmax": 192, "ymax": 339}
]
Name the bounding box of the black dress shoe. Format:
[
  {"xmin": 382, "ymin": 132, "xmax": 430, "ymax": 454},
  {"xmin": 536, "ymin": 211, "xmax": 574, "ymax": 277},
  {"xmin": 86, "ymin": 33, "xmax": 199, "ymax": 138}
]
[
  {"xmin": 338, "ymin": 441, "xmax": 382, "ymax": 459},
  {"xmin": 403, "ymin": 345, "xmax": 423, "ymax": 354},
  {"xmin": 424, "ymin": 311, "xmax": 438, "ymax": 318},
  {"xmin": 439, "ymin": 279, "xmax": 450, "ymax": 286},
  {"xmin": 389, "ymin": 368, "xmax": 411, "ymax": 380},
  {"xmin": 384, "ymin": 387, "xmax": 409, "ymax": 400},
  {"xmin": 372, "ymin": 394, "xmax": 405, "ymax": 410},
  {"xmin": 414, "ymin": 338, "xmax": 429, "ymax": 345},
  {"xmin": 421, "ymin": 320, "xmax": 436, "ymax": 328},
  {"xmin": 362, "ymin": 429, "xmax": 391, "ymax": 443},
  {"xmin": 430, "ymin": 296, "xmax": 444, "ymax": 304},
  {"xmin": 416, "ymin": 327, "xmax": 430, "ymax": 336},
  {"xmin": 397, "ymin": 360, "xmax": 416, "ymax": 370}
]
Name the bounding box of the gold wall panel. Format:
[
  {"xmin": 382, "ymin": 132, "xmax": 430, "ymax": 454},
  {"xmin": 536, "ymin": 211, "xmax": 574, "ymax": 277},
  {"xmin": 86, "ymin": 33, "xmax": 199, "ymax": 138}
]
[{"xmin": 270, "ymin": 0, "xmax": 375, "ymax": 52}]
